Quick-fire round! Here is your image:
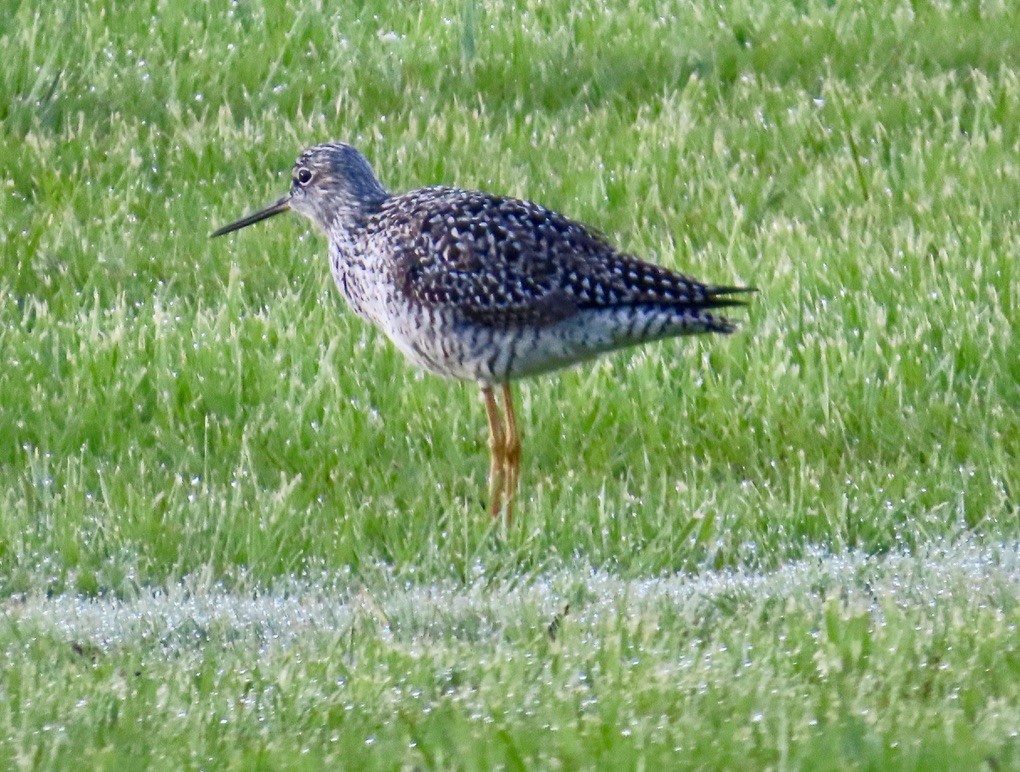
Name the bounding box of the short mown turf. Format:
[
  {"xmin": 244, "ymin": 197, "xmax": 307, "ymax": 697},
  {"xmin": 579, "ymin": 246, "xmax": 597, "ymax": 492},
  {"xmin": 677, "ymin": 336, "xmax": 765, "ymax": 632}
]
[{"xmin": 1, "ymin": 0, "xmax": 1017, "ymax": 767}]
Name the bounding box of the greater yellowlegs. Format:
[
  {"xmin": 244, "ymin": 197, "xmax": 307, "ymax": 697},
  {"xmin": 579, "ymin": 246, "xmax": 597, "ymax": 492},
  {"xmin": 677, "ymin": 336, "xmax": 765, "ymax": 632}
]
[{"xmin": 212, "ymin": 142, "xmax": 753, "ymax": 522}]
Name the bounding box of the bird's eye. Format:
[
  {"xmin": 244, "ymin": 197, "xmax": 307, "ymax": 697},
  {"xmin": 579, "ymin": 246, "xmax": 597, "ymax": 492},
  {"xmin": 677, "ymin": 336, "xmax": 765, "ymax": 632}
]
[{"xmin": 296, "ymin": 167, "xmax": 313, "ymax": 185}]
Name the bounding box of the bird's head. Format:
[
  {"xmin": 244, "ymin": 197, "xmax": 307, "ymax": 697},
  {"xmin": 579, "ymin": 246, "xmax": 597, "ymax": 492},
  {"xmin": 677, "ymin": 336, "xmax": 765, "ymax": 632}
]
[{"xmin": 211, "ymin": 142, "xmax": 388, "ymax": 238}]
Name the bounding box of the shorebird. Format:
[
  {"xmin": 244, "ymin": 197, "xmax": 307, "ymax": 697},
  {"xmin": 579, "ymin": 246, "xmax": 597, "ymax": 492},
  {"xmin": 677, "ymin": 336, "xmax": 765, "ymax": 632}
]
[{"xmin": 212, "ymin": 142, "xmax": 752, "ymax": 523}]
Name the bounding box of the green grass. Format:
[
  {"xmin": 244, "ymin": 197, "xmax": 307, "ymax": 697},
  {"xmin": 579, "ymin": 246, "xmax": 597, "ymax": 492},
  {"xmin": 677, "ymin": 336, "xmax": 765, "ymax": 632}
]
[
  {"xmin": 1, "ymin": 0, "xmax": 1017, "ymax": 767},
  {"xmin": 5, "ymin": 542, "xmax": 1018, "ymax": 769}
]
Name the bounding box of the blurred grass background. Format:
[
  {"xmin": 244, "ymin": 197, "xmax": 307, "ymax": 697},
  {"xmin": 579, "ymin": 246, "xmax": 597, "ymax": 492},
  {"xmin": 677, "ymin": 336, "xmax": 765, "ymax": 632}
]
[{"xmin": 0, "ymin": 0, "xmax": 1017, "ymax": 766}]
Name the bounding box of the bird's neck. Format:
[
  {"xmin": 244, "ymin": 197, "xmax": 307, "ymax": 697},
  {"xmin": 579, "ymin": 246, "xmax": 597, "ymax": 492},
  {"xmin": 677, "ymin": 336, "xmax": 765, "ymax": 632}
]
[
  {"xmin": 327, "ymin": 231, "xmax": 377, "ymax": 323},
  {"xmin": 326, "ymin": 191, "xmax": 387, "ymax": 234}
]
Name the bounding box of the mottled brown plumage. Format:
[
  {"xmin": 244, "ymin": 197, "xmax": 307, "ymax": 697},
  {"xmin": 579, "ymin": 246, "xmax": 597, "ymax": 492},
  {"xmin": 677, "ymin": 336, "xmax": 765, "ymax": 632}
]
[{"xmin": 212, "ymin": 142, "xmax": 753, "ymax": 522}]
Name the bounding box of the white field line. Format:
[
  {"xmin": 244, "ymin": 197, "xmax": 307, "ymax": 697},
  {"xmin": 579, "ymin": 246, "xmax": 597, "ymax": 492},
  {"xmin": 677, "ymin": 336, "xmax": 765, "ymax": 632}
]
[{"xmin": 4, "ymin": 539, "xmax": 1018, "ymax": 655}]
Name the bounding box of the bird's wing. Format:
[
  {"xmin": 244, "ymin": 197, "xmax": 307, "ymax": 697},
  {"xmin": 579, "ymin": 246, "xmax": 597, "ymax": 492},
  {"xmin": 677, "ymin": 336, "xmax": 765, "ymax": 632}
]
[{"xmin": 381, "ymin": 187, "xmax": 750, "ymax": 327}]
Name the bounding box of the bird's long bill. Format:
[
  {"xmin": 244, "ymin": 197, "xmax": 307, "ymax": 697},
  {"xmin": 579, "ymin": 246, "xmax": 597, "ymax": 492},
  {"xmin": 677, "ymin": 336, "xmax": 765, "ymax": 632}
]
[{"xmin": 210, "ymin": 195, "xmax": 291, "ymax": 237}]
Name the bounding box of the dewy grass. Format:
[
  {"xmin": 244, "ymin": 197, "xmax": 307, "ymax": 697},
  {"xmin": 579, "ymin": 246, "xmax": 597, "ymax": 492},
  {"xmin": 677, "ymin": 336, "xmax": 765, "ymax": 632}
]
[
  {"xmin": 3, "ymin": 540, "xmax": 1018, "ymax": 768},
  {"xmin": 1, "ymin": 0, "xmax": 1018, "ymax": 767}
]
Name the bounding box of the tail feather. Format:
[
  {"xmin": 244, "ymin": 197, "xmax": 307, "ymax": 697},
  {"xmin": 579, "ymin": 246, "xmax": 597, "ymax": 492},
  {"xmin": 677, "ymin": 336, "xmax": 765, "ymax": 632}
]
[
  {"xmin": 706, "ymin": 284, "xmax": 758, "ymax": 300},
  {"xmin": 688, "ymin": 284, "xmax": 756, "ymax": 334}
]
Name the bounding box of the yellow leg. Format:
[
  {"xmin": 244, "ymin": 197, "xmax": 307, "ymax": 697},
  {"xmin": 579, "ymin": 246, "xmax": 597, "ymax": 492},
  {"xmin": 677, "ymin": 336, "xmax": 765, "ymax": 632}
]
[
  {"xmin": 481, "ymin": 386, "xmax": 506, "ymax": 519},
  {"xmin": 501, "ymin": 383, "xmax": 521, "ymax": 524}
]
